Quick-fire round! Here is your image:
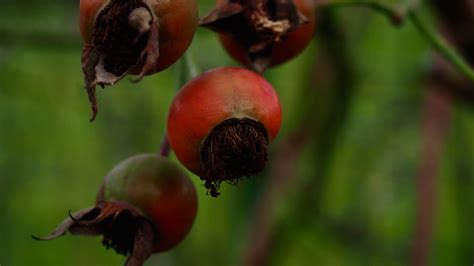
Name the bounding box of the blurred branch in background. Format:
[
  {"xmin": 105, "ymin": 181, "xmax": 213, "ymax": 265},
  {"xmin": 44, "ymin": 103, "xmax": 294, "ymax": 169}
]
[
  {"xmin": 411, "ymin": 1, "xmax": 473, "ymax": 265},
  {"xmin": 288, "ymin": 10, "xmax": 356, "ymax": 221},
  {"xmin": 410, "ymin": 86, "xmax": 451, "ymax": 266},
  {"xmin": 430, "ymin": 0, "xmax": 474, "ymax": 65},
  {"xmin": 242, "ymin": 130, "xmax": 308, "ymax": 266},
  {"xmin": 428, "ymin": 0, "xmax": 474, "ymax": 102},
  {"xmin": 241, "ymin": 10, "xmax": 356, "ymax": 265},
  {"xmin": 159, "ymin": 53, "xmax": 199, "ymax": 157},
  {"xmin": 408, "ymin": 13, "xmax": 474, "ymax": 83}
]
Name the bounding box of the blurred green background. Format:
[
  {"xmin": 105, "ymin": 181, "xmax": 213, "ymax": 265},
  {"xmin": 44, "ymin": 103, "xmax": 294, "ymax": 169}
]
[{"xmin": 1, "ymin": 0, "xmax": 473, "ymax": 265}]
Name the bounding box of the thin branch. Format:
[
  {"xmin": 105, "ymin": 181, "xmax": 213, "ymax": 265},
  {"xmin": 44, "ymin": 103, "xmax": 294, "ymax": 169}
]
[
  {"xmin": 317, "ymin": 0, "xmax": 474, "ymax": 83},
  {"xmin": 184, "ymin": 53, "xmax": 200, "ymax": 79},
  {"xmin": 408, "ymin": 11, "xmax": 474, "ymax": 82},
  {"xmin": 411, "ymin": 85, "xmax": 452, "ymax": 266}
]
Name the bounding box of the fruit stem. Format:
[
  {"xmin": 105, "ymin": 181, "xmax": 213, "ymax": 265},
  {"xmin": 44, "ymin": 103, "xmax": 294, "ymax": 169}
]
[
  {"xmin": 318, "ymin": 0, "xmax": 474, "ymax": 83},
  {"xmin": 159, "ymin": 53, "xmax": 201, "ymax": 157},
  {"xmin": 159, "ymin": 135, "xmax": 171, "ymax": 157}
]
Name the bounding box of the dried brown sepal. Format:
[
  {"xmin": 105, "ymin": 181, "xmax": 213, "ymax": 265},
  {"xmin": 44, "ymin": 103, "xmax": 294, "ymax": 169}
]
[
  {"xmin": 124, "ymin": 221, "xmax": 154, "ymax": 266},
  {"xmin": 199, "ymin": 0, "xmax": 308, "ymax": 72},
  {"xmin": 33, "ymin": 201, "xmax": 155, "ymax": 266},
  {"xmin": 32, "ymin": 207, "xmax": 99, "ymax": 240},
  {"xmin": 200, "ymin": 118, "xmax": 269, "ymax": 197},
  {"xmin": 83, "ymin": 0, "xmax": 160, "ymax": 121}
]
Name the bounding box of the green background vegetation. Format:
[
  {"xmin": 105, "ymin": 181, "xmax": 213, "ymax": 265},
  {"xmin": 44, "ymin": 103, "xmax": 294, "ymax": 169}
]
[{"xmin": 0, "ymin": 0, "xmax": 473, "ymax": 265}]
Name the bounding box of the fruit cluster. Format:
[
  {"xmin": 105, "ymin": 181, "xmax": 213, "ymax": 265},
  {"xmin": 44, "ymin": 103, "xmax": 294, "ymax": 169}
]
[{"xmin": 36, "ymin": 0, "xmax": 316, "ymax": 265}]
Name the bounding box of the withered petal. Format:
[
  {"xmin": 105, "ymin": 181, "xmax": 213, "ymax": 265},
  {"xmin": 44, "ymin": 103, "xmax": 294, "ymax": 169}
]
[
  {"xmin": 124, "ymin": 219, "xmax": 155, "ymax": 266},
  {"xmin": 32, "ymin": 207, "xmax": 99, "ymax": 241},
  {"xmin": 199, "ymin": 3, "xmax": 244, "ymax": 27},
  {"xmin": 131, "ymin": 22, "xmax": 160, "ymax": 83},
  {"xmin": 272, "ymin": 0, "xmax": 308, "ymax": 27},
  {"xmin": 82, "ymin": 46, "xmax": 101, "ymax": 122},
  {"xmin": 81, "ymin": 0, "xmax": 157, "ymax": 122}
]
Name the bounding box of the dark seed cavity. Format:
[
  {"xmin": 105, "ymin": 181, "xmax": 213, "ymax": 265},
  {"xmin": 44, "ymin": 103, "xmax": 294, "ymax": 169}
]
[
  {"xmin": 92, "ymin": 0, "xmax": 151, "ymax": 76},
  {"xmin": 199, "ymin": 0, "xmax": 308, "ymax": 72},
  {"xmin": 82, "ymin": 0, "xmax": 159, "ymax": 121},
  {"xmin": 200, "ymin": 118, "xmax": 269, "ymax": 197},
  {"xmin": 100, "ymin": 209, "xmax": 140, "ymax": 255}
]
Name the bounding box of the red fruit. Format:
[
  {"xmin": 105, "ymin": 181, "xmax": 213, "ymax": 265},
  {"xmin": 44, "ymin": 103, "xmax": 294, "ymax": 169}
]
[
  {"xmin": 79, "ymin": 0, "xmax": 198, "ymax": 121},
  {"xmin": 167, "ymin": 67, "xmax": 282, "ymax": 196},
  {"xmin": 200, "ymin": 0, "xmax": 316, "ymax": 72},
  {"xmin": 35, "ymin": 154, "xmax": 197, "ymax": 265}
]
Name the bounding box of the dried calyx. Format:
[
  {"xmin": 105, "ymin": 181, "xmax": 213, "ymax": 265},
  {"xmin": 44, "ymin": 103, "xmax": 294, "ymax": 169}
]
[
  {"xmin": 83, "ymin": 0, "xmax": 159, "ymax": 121},
  {"xmin": 33, "ymin": 202, "xmax": 155, "ymax": 266},
  {"xmin": 200, "ymin": 0, "xmax": 308, "ymax": 72},
  {"xmin": 200, "ymin": 118, "xmax": 269, "ymax": 197}
]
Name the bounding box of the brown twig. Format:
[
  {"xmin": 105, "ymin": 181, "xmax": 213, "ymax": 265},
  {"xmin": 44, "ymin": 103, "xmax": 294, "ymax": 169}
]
[
  {"xmin": 410, "ymin": 85, "xmax": 452, "ymax": 266},
  {"xmin": 410, "ymin": 1, "xmax": 473, "ymax": 264}
]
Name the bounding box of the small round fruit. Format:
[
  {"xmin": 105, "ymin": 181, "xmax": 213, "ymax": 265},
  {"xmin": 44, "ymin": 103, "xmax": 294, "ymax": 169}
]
[
  {"xmin": 35, "ymin": 154, "xmax": 198, "ymax": 264},
  {"xmin": 200, "ymin": 0, "xmax": 316, "ymax": 72},
  {"xmin": 80, "ymin": 0, "xmax": 198, "ymax": 74},
  {"xmin": 167, "ymin": 67, "xmax": 282, "ymax": 196},
  {"xmin": 79, "ymin": 0, "xmax": 198, "ymax": 121},
  {"xmin": 99, "ymin": 154, "xmax": 198, "ymax": 252}
]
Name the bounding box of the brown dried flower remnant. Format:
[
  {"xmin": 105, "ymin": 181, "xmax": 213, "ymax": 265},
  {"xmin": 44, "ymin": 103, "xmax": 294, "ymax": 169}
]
[
  {"xmin": 200, "ymin": 0, "xmax": 308, "ymax": 72},
  {"xmin": 81, "ymin": 0, "xmax": 159, "ymax": 121}
]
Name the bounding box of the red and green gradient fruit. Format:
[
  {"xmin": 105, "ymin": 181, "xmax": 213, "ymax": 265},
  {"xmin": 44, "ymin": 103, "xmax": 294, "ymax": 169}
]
[
  {"xmin": 35, "ymin": 154, "xmax": 197, "ymax": 265},
  {"xmin": 167, "ymin": 67, "xmax": 282, "ymax": 196},
  {"xmin": 79, "ymin": 0, "xmax": 198, "ymax": 120}
]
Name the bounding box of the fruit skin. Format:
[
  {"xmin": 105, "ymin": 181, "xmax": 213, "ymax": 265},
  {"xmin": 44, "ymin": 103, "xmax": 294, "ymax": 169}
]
[
  {"xmin": 99, "ymin": 154, "xmax": 198, "ymax": 252},
  {"xmin": 167, "ymin": 67, "xmax": 282, "ymax": 176},
  {"xmin": 216, "ymin": 0, "xmax": 316, "ymax": 67},
  {"xmin": 79, "ymin": 0, "xmax": 198, "ymax": 73}
]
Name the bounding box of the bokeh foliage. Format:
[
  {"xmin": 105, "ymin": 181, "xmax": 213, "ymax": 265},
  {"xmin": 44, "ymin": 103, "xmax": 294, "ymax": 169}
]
[{"xmin": 0, "ymin": 1, "xmax": 473, "ymax": 265}]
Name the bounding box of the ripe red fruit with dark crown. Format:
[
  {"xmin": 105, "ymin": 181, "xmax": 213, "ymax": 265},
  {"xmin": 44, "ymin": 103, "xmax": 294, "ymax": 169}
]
[
  {"xmin": 34, "ymin": 154, "xmax": 197, "ymax": 266},
  {"xmin": 200, "ymin": 0, "xmax": 316, "ymax": 72},
  {"xmin": 167, "ymin": 67, "xmax": 282, "ymax": 197},
  {"xmin": 79, "ymin": 0, "xmax": 198, "ymax": 121}
]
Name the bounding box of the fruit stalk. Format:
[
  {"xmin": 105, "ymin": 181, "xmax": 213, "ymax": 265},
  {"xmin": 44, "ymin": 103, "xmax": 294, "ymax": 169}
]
[{"xmin": 159, "ymin": 53, "xmax": 200, "ymax": 158}]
